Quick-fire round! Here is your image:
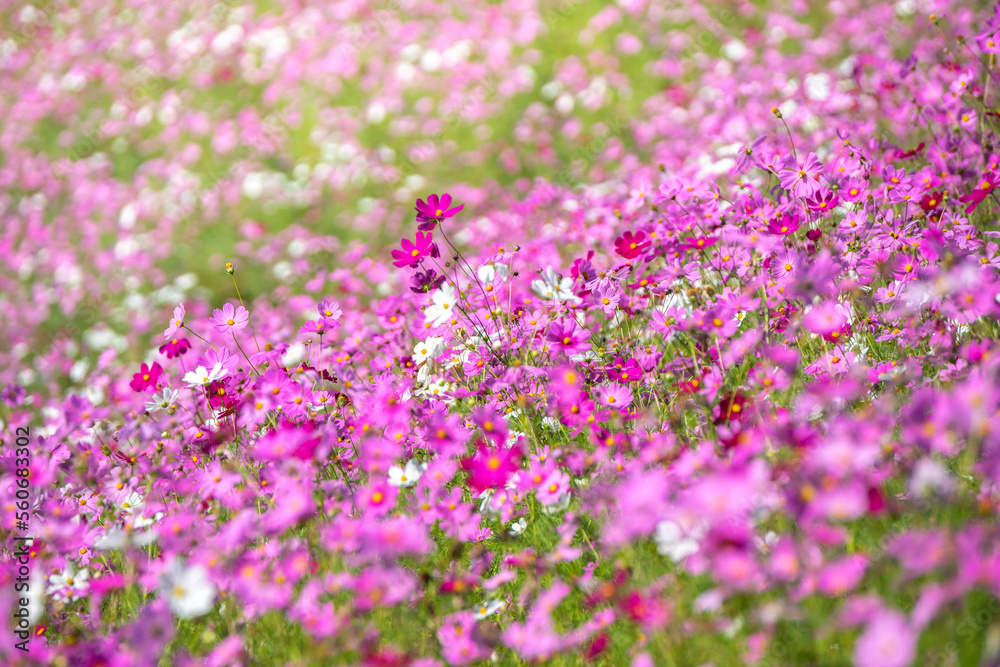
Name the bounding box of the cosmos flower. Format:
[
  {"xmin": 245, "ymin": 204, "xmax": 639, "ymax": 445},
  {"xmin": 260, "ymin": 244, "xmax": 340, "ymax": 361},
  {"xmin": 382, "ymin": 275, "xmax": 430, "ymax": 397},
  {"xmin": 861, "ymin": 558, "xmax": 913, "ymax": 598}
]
[
  {"xmin": 546, "ymin": 320, "xmax": 592, "ymax": 356},
  {"xmin": 47, "ymin": 564, "xmax": 90, "ymax": 601},
  {"xmin": 461, "ymin": 441, "xmax": 522, "ymax": 493},
  {"xmin": 130, "ymin": 362, "xmax": 163, "ymax": 392},
  {"xmin": 595, "ymin": 383, "xmax": 633, "ymax": 409},
  {"xmin": 183, "ymin": 363, "xmax": 228, "ymax": 387},
  {"xmin": 388, "ymin": 460, "xmax": 427, "ymax": 487},
  {"xmin": 958, "ymin": 172, "xmax": 999, "ymax": 213},
  {"xmin": 163, "ymin": 304, "xmax": 186, "ymax": 339},
  {"xmin": 681, "ymin": 236, "xmax": 719, "ymax": 252},
  {"xmin": 210, "ymin": 303, "xmax": 250, "ymax": 334},
  {"xmin": 531, "ymin": 266, "xmax": 581, "ymax": 303},
  {"xmin": 415, "ymin": 193, "xmax": 464, "ymax": 230},
  {"xmin": 614, "ymin": 230, "xmax": 651, "ymax": 259},
  {"xmin": 424, "ymin": 283, "xmax": 458, "ymax": 326},
  {"xmin": 391, "ymin": 231, "xmax": 439, "ymax": 268},
  {"xmin": 854, "ymin": 610, "xmax": 916, "ymax": 667},
  {"xmin": 160, "ymin": 559, "xmax": 217, "ymax": 619},
  {"xmin": 145, "ymin": 387, "xmax": 181, "ymax": 413},
  {"xmin": 159, "ymin": 337, "xmax": 192, "ymax": 358}
]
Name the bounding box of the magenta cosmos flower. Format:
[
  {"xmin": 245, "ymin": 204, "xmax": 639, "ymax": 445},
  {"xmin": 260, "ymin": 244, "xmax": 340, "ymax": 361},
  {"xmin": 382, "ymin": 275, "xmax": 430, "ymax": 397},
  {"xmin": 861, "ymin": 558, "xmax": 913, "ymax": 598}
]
[
  {"xmin": 159, "ymin": 338, "xmax": 191, "ymax": 359},
  {"xmin": 958, "ymin": 172, "xmax": 999, "ymax": 213},
  {"xmin": 546, "ymin": 320, "xmax": 592, "ymax": 356},
  {"xmin": 682, "ymin": 236, "xmax": 719, "ymax": 252},
  {"xmin": 415, "ymin": 193, "xmax": 464, "ymax": 231},
  {"xmin": 130, "ymin": 362, "xmax": 163, "ymax": 392},
  {"xmin": 614, "ymin": 230, "xmax": 651, "ymax": 259},
  {"xmin": 211, "ymin": 303, "xmax": 250, "ymax": 334},
  {"xmin": 461, "ymin": 441, "xmax": 522, "ymax": 493},
  {"xmin": 391, "ymin": 231, "xmax": 438, "ymax": 268}
]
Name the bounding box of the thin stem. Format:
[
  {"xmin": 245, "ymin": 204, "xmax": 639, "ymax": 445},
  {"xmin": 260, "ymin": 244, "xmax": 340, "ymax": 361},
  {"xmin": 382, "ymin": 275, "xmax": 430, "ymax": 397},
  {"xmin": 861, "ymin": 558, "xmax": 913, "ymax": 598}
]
[
  {"xmin": 779, "ymin": 116, "xmax": 798, "ymax": 161},
  {"xmin": 183, "ymin": 325, "xmax": 218, "ymax": 350},
  {"xmin": 232, "ymin": 333, "xmax": 261, "ymax": 376},
  {"xmin": 231, "ymin": 273, "xmax": 261, "ymax": 353}
]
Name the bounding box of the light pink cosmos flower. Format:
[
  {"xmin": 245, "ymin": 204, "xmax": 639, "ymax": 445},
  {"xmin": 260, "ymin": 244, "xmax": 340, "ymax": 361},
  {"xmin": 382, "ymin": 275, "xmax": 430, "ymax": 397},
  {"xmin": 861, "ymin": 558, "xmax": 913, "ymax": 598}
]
[
  {"xmin": 164, "ymin": 304, "xmax": 185, "ymax": 339},
  {"xmin": 210, "ymin": 303, "xmax": 249, "ymax": 334},
  {"xmin": 778, "ymin": 152, "xmax": 823, "ymax": 197},
  {"xmin": 595, "ymin": 383, "xmax": 633, "ymax": 410},
  {"xmin": 854, "ymin": 609, "xmax": 916, "ymax": 667}
]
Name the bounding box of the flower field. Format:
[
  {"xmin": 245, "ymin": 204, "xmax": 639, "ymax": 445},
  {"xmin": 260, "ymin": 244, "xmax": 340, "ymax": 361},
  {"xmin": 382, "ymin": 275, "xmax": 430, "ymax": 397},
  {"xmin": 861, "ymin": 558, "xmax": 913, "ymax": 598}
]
[{"xmin": 3, "ymin": 0, "xmax": 1000, "ymax": 665}]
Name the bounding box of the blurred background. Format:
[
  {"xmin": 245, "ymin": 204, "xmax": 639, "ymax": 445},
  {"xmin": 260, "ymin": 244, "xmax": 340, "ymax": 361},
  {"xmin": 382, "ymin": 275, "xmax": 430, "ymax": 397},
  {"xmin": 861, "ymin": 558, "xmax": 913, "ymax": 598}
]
[{"xmin": 1, "ymin": 0, "xmax": 919, "ymax": 395}]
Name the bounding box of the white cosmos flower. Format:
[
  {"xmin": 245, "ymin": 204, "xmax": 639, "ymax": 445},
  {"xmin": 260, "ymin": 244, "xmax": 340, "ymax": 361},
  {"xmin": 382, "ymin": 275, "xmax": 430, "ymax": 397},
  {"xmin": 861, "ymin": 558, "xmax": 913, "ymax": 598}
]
[
  {"xmin": 509, "ymin": 517, "xmax": 527, "ymax": 536},
  {"xmin": 47, "ymin": 564, "xmax": 90, "ymax": 601},
  {"xmin": 413, "ymin": 336, "xmax": 445, "ymax": 365},
  {"xmin": 424, "ymin": 283, "xmax": 457, "ymax": 326},
  {"xmin": 653, "ymin": 520, "xmax": 700, "ymax": 562},
  {"xmin": 145, "ymin": 387, "xmax": 180, "ymax": 413},
  {"xmin": 473, "ymin": 598, "xmax": 508, "ymax": 620},
  {"xmin": 183, "ymin": 363, "xmax": 227, "ymax": 387},
  {"xmin": 160, "ymin": 559, "xmax": 216, "ymax": 619},
  {"xmin": 421, "ymin": 377, "xmax": 455, "ymax": 401},
  {"xmin": 387, "ymin": 460, "xmax": 427, "ymax": 487},
  {"xmin": 119, "ymin": 491, "xmax": 144, "ymax": 514},
  {"xmin": 531, "ymin": 266, "xmax": 581, "ymax": 303},
  {"xmin": 477, "ymin": 263, "xmax": 509, "ymax": 288}
]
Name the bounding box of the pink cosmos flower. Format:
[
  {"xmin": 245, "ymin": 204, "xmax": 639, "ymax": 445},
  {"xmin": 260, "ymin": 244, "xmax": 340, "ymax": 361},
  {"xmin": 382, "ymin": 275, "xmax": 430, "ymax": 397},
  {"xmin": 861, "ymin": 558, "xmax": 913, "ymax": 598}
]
[
  {"xmin": 130, "ymin": 362, "xmax": 163, "ymax": 392},
  {"xmin": 817, "ymin": 555, "xmax": 868, "ymax": 596},
  {"xmin": 546, "ymin": 320, "xmax": 592, "ymax": 356},
  {"xmin": 163, "ymin": 304, "xmax": 185, "ymax": 339},
  {"xmin": 766, "ymin": 214, "xmax": 800, "ymax": 236},
  {"xmin": 299, "ymin": 320, "xmax": 333, "ymax": 335},
  {"xmin": 958, "ymin": 172, "xmax": 999, "ymax": 213},
  {"xmin": 592, "ymin": 282, "xmax": 621, "ymax": 316},
  {"xmin": 437, "ymin": 611, "xmax": 490, "ymax": 664},
  {"xmin": 802, "ymin": 302, "xmax": 850, "ymax": 337},
  {"xmin": 608, "ymin": 356, "xmax": 644, "ymax": 383},
  {"xmin": 735, "ymin": 135, "xmax": 767, "ymax": 172},
  {"xmin": 210, "ymin": 303, "xmax": 249, "ymax": 334},
  {"xmin": 391, "ymin": 231, "xmax": 438, "ymax": 268},
  {"xmin": 317, "ymin": 299, "xmax": 342, "ymax": 322},
  {"xmin": 778, "ymin": 152, "xmax": 824, "ymax": 197},
  {"xmin": 159, "ymin": 338, "xmax": 191, "ymax": 359},
  {"xmin": 682, "ymin": 236, "xmax": 719, "ymax": 252},
  {"xmin": 854, "ymin": 610, "xmax": 916, "ymax": 667},
  {"xmin": 614, "ymin": 230, "xmax": 651, "ymax": 259},
  {"xmin": 977, "ymin": 30, "xmax": 1000, "ymax": 54},
  {"xmin": 461, "ymin": 441, "xmax": 522, "ymax": 493},
  {"xmin": 415, "ymin": 193, "xmax": 464, "ymax": 231},
  {"xmin": 596, "ymin": 383, "xmax": 633, "ymax": 410}
]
